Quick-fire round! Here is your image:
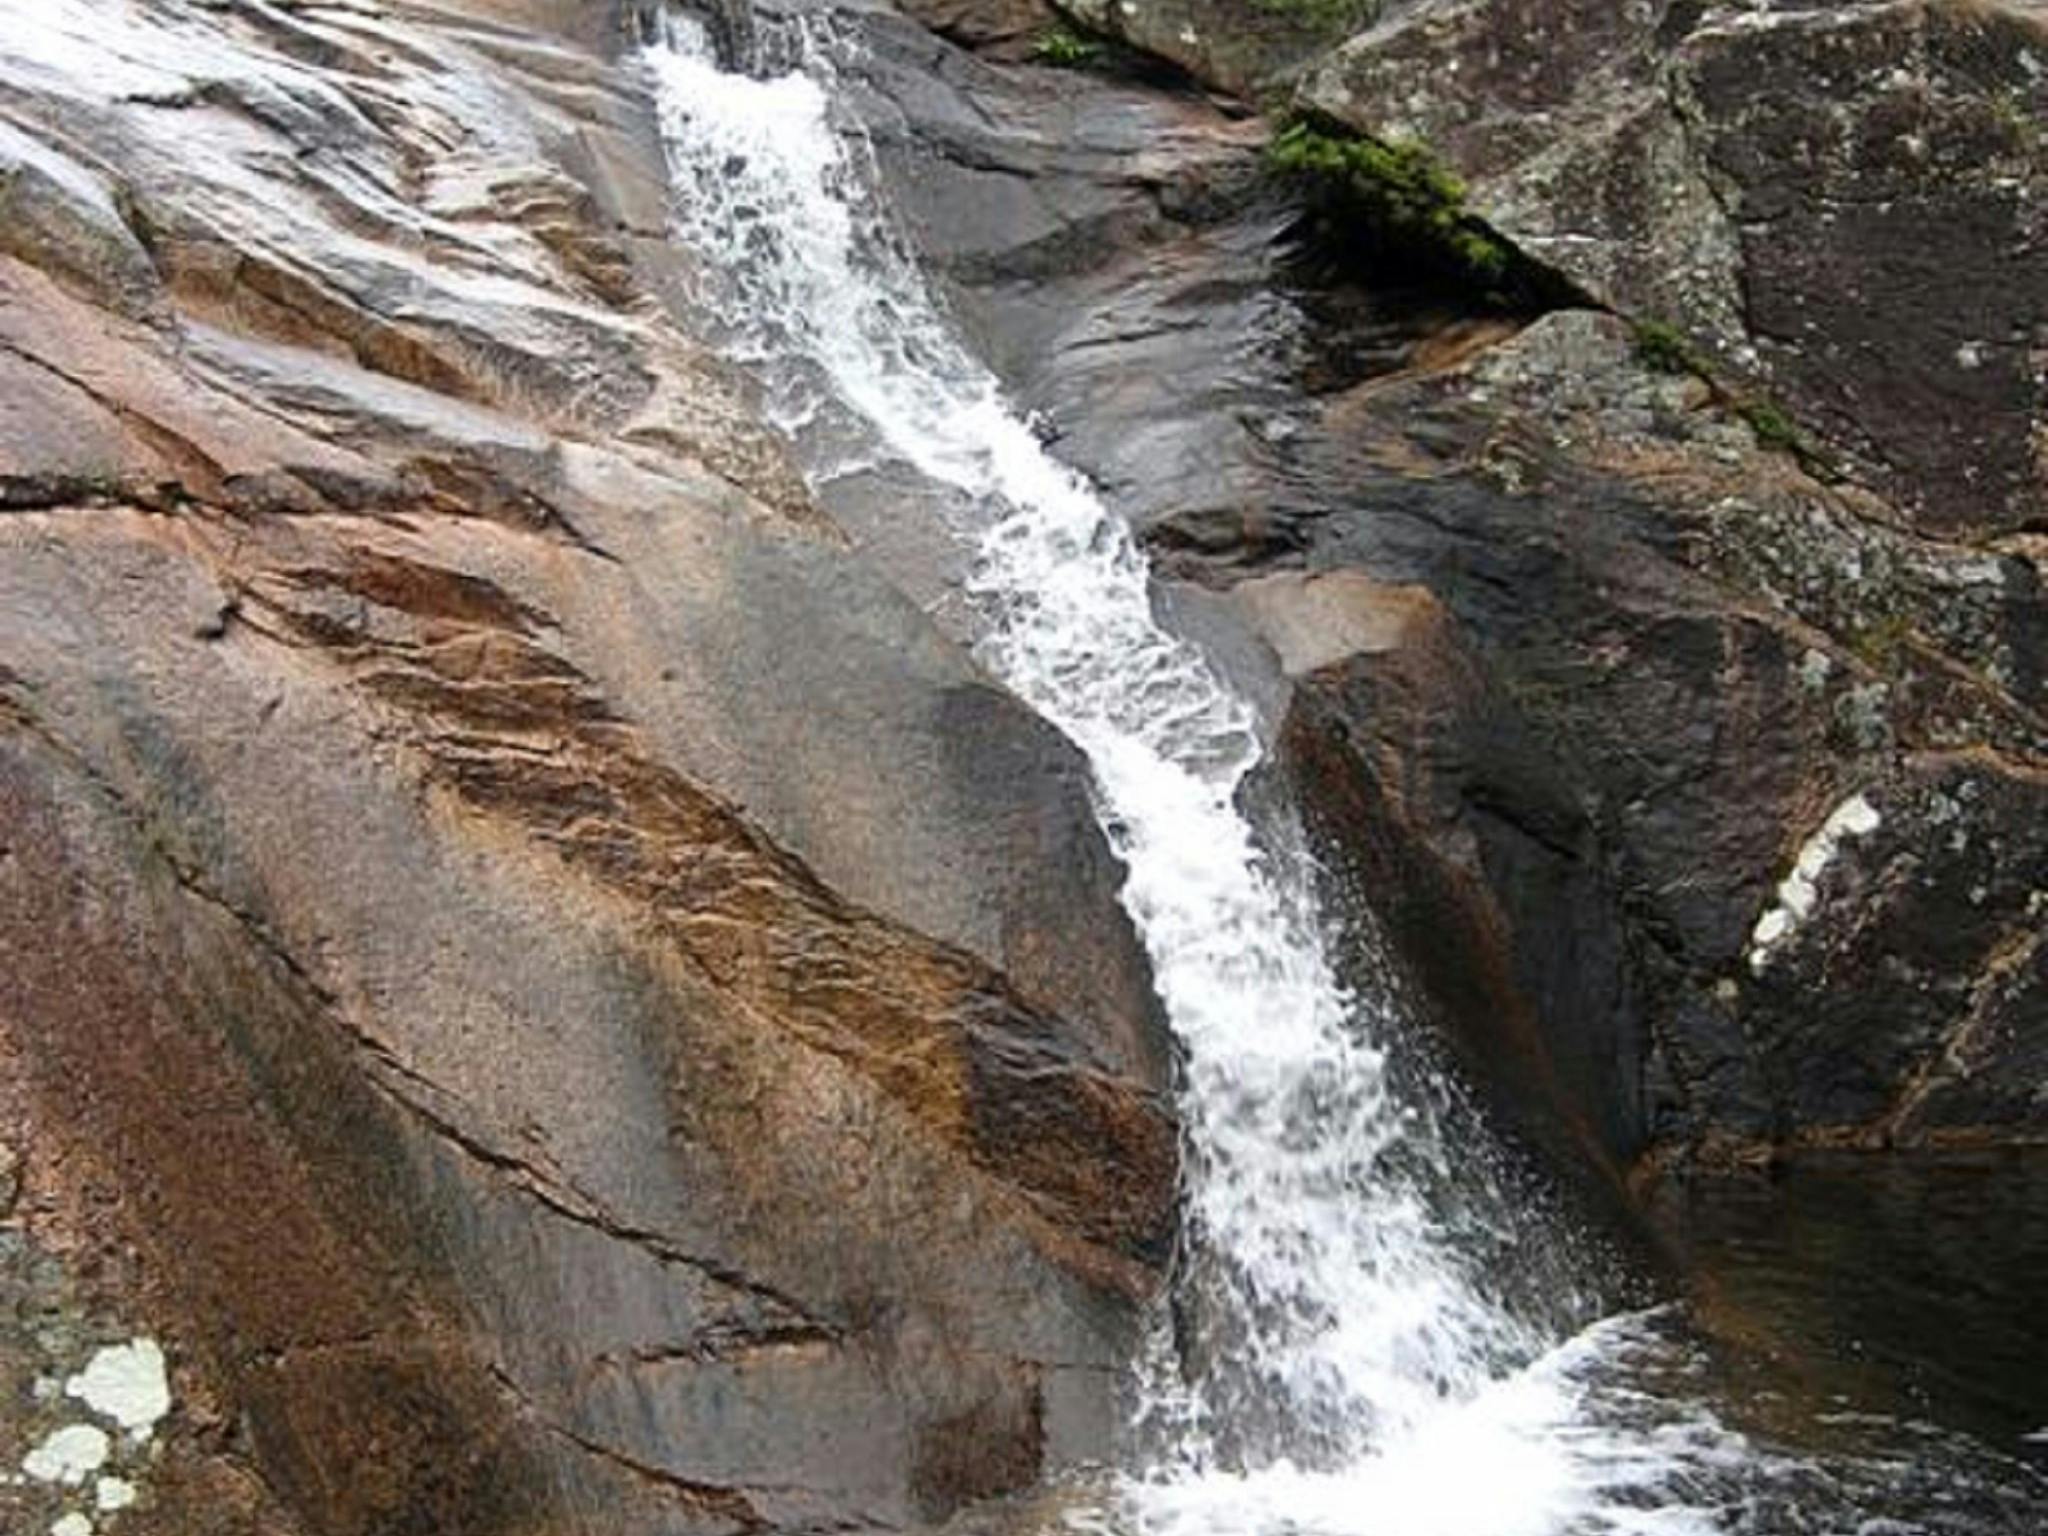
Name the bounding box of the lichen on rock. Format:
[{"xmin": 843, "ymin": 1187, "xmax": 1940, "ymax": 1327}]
[
  {"xmin": 64, "ymin": 1342, "xmax": 171, "ymax": 1441},
  {"xmin": 1747, "ymin": 792, "xmax": 1884, "ymax": 972}
]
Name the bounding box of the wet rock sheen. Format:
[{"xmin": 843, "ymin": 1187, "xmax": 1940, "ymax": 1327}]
[{"xmin": 0, "ymin": 3, "xmax": 1172, "ymax": 1532}]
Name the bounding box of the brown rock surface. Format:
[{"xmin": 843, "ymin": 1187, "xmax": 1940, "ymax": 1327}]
[{"xmin": 0, "ymin": 2, "xmax": 1174, "ymax": 1531}]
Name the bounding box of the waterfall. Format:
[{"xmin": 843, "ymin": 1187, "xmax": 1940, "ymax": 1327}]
[
  {"xmin": 641, "ymin": 15, "xmax": 1701, "ymax": 1533},
  {"xmin": 640, "ymin": 18, "xmax": 2033, "ymax": 1536}
]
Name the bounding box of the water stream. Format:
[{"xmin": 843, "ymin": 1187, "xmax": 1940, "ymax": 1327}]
[{"xmin": 645, "ymin": 18, "xmax": 2045, "ymax": 1534}]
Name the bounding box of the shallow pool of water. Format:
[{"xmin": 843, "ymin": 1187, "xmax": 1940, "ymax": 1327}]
[{"xmin": 1653, "ymin": 1149, "xmax": 2048, "ymax": 1481}]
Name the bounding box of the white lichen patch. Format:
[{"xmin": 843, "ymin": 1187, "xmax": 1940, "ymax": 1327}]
[
  {"xmin": 94, "ymin": 1476, "xmax": 136, "ymax": 1512},
  {"xmin": 52, "ymin": 1513, "xmax": 94, "ymax": 1536},
  {"xmin": 1796, "ymin": 647, "xmax": 1832, "ymax": 691},
  {"xmin": 21, "ymin": 1424, "xmax": 110, "ymax": 1486},
  {"xmin": 1748, "ymin": 793, "xmax": 1882, "ymax": 972},
  {"xmin": 65, "ymin": 1339, "xmax": 170, "ymax": 1438}
]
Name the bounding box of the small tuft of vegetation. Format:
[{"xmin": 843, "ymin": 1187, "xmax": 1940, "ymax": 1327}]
[
  {"xmin": 1736, "ymin": 394, "xmax": 1838, "ymax": 478},
  {"xmin": 1849, "ymin": 610, "xmax": 1916, "ymax": 671},
  {"xmin": 1737, "ymin": 396, "xmax": 1801, "ymax": 454},
  {"xmin": 1031, "ymin": 24, "xmax": 1106, "ymax": 68},
  {"xmin": 1988, "ymin": 87, "xmax": 2038, "ymax": 153},
  {"xmin": 1629, "ymin": 316, "xmax": 1841, "ymax": 480},
  {"xmin": 1632, "ymin": 317, "xmax": 1709, "ymax": 377},
  {"xmin": 1267, "ymin": 115, "xmax": 1553, "ymax": 302},
  {"xmin": 1269, "ymin": 119, "xmax": 1472, "ymax": 238}
]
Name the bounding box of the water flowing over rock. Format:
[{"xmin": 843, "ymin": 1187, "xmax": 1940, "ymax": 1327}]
[
  {"xmin": 920, "ymin": 0, "xmax": 2046, "ymax": 1177},
  {"xmin": 644, "ymin": 10, "xmax": 2048, "ymax": 1534},
  {"xmin": 854, "ymin": 0, "xmax": 2046, "ymax": 1494}
]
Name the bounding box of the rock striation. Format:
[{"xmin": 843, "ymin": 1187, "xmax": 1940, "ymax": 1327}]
[{"xmin": 0, "ymin": 3, "xmax": 1173, "ymax": 1532}]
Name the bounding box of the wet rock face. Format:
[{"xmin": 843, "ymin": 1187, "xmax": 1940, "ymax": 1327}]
[
  {"xmin": 893, "ymin": 0, "xmax": 2044, "ymax": 1178},
  {"xmin": 1185, "ymin": 309, "xmax": 2046, "ymax": 1169},
  {"xmin": 1289, "ymin": 0, "xmax": 2048, "ymax": 540},
  {"xmin": 0, "ymin": 2, "xmax": 1174, "ymax": 1531},
  {"xmin": 1681, "ymin": 1, "xmax": 2048, "ymax": 538}
]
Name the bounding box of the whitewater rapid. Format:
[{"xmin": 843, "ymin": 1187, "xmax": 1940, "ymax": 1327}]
[{"xmin": 642, "ymin": 21, "xmax": 1813, "ymax": 1536}]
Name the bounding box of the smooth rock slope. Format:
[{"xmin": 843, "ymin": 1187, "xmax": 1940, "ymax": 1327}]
[{"xmin": 0, "ymin": 3, "xmax": 1173, "ymax": 1532}]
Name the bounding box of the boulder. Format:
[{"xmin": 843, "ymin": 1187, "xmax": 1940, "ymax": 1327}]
[{"xmin": 1299, "ymin": 0, "xmax": 2048, "ymax": 538}]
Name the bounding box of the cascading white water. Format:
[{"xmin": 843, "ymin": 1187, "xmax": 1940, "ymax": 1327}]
[{"xmin": 643, "ymin": 20, "xmax": 1754, "ymax": 1536}]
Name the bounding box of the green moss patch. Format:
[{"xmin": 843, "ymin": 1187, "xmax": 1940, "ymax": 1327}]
[
  {"xmin": 1265, "ymin": 114, "xmax": 1572, "ymax": 310},
  {"xmin": 1632, "ymin": 318, "xmax": 1709, "ymax": 377},
  {"xmin": 1630, "ymin": 316, "xmax": 1839, "ymax": 479},
  {"xmin": 1031, "ymin": 24, "xmax": 1106, "ymax": 68}
]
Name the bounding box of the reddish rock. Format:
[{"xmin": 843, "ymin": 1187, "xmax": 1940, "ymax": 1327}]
[{"xmin": 0, "ymin": 2, "xmax": 1175, "ymax": 1531}]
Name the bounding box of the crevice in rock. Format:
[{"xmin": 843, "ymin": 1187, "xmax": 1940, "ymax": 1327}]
[
  {"xmin": 0, "ymin": 676, "xmax": 846, "ymax": 1330},
  {"xmin": 361, "ymin": 1064, "xmax": 843, "ymax": 1330},
  {"xmin": 583, "ymin": 1323, "xmax": 844, "ymax": 1374},
  {"xmin": 1875, "ymin": 918, "xmax": 2047, "ymax": 1144},
  {"xmin": 1256, "ymin": 123, "xmax": 1593, "ymax": 395},
  {"xmin": 540, "ymin": 1417, "xmax": 775, "ymax": 1532}
]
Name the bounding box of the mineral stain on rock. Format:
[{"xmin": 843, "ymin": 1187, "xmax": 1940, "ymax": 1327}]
[{"xmin": 1746, "ymin": 792, "xmax": 1884, "ymax": 971}]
